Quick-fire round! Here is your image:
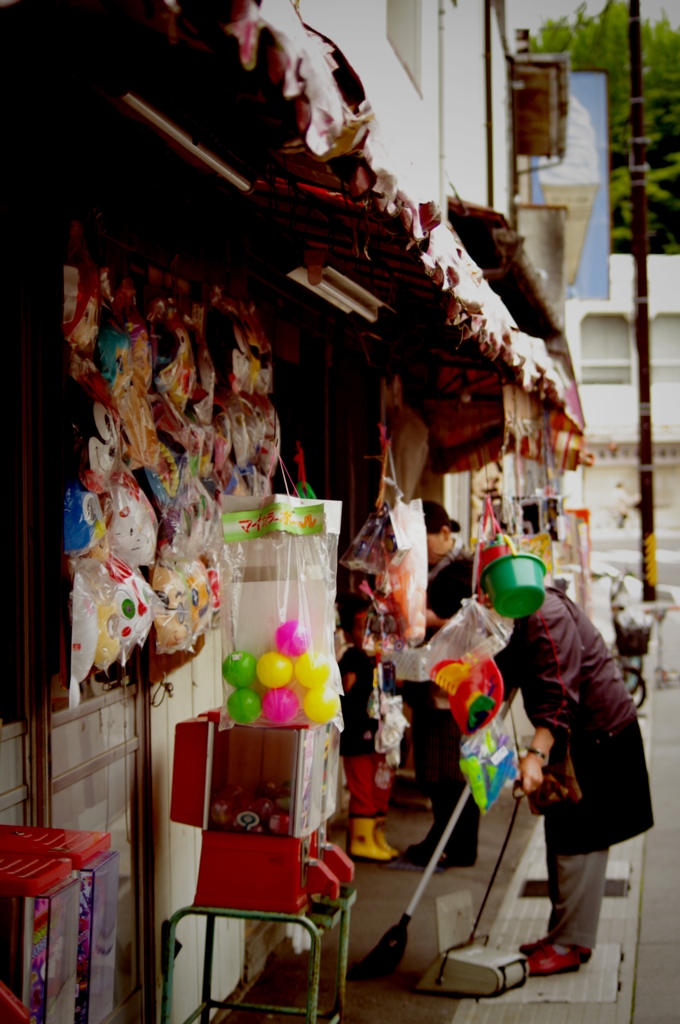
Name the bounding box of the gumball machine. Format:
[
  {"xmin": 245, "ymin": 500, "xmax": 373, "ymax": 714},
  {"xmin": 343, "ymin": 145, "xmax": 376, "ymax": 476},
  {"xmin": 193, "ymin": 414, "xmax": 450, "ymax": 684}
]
[{"xmin": 170, "ymin": 712, "xmax": 352, "ymax": 913}]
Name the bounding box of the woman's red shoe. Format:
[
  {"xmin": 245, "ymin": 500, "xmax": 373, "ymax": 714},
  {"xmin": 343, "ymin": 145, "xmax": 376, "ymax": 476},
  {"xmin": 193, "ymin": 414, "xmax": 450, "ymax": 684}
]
[{"xmin": 526, "ymin": 944, "xmax": 581, "ymax": 976}]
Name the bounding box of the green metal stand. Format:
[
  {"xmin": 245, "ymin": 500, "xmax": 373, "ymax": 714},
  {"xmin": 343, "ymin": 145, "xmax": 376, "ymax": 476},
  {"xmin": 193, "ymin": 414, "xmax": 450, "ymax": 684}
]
[{"xmin": 160, "ymin": 886, "xmax": 356, "ymax": 1024}]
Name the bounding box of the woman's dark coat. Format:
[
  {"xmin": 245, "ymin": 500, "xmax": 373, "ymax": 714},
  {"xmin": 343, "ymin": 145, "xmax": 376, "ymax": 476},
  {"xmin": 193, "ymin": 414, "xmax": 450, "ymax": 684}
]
[{"xmin": 495, "ymin": 587, "xmax": 653, "ymax": 854}]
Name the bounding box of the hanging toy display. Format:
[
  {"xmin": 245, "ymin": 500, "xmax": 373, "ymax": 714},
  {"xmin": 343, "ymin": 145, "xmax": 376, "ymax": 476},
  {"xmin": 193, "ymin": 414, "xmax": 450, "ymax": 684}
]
[{"xmin": 220, "ymin": 497, "xmax": 343, "ymax": 729}]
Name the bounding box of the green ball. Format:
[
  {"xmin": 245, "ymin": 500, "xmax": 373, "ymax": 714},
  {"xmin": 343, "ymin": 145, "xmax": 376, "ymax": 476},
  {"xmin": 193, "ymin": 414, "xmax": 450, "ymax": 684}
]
[
  {"xmin": 227, "ymin": 688, "xmax": 262, "ymax": 725},
  {"xmin": 222, "ymin": 651, "xmax": 257, "ymax": 688}
]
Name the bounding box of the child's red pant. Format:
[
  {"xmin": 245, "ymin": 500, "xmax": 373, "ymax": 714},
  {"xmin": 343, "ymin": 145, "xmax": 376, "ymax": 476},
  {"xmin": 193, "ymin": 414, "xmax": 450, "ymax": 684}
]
[{"xmin": 343, "ymin": 752, "xmax": 394, "ymax": 817}]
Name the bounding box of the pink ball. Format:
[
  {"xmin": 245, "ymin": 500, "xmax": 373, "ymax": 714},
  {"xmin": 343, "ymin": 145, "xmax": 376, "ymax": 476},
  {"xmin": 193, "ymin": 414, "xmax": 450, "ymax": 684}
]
[
  {"xmin": 262, "ymin": 687, "xmax": 299, "ymax": 724},
  {"xmin": 275, "ymin": 619, "xmax": 311, "ymax": 658}
]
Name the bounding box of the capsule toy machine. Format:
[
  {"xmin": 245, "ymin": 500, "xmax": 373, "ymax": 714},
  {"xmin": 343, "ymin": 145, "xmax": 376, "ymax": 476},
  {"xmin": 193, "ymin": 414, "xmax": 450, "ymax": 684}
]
[{"xmin": 170, "ymin": 712, "xmax": 352, "ymax": 913}]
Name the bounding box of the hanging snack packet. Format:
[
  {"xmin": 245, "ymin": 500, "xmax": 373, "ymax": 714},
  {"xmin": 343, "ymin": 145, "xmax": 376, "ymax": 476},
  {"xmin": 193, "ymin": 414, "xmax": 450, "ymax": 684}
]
[
  {"xmin": 220, "ymin": 496, "xmax": 343, "ymax": 730},
  {"xmin": 459, "ymin": 719, "xmax": 518, "ymax": 814}
]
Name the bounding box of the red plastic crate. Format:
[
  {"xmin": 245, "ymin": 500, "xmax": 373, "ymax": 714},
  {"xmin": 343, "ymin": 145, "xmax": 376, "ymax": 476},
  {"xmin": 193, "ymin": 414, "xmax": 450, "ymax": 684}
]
[
  {"xmin": 0, "ymin": 826, "xmax": 110, "ymax": 870},
  {"xmin": 0, "ymin": 979, "xmax": 29, "ymax": 1023},
  {"xmin": 0, "ymin": 853, "xmax": 73, "ymax": 897}
]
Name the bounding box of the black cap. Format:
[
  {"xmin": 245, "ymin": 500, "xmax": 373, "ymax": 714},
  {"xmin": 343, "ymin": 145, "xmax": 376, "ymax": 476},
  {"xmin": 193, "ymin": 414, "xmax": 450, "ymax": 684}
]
[{"xmin": 423, "ymin": 500, "xmax": 461, "ymax": 535}]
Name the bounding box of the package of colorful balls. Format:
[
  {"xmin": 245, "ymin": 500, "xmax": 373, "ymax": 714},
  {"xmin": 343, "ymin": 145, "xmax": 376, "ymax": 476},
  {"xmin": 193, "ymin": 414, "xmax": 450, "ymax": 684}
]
[{"xmin": 220, "ymin": 495, "xmax": 343, "ymax": 731}]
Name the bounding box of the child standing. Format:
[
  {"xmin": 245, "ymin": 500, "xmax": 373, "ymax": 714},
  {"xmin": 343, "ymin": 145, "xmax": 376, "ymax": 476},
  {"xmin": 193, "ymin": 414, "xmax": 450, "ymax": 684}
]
[{"xmin": 337, "ymin": 596, "xmax": 398, "ymax": 862}]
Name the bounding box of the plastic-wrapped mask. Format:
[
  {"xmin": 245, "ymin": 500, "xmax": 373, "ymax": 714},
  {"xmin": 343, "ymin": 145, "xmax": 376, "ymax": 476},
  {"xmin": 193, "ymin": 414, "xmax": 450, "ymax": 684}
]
[
  {"xmin": 70, "ymin": 561, "xmax": 120, "ymax": 694},
  {"xmin": 86, "ymin": 402, "xmax": 119, "ymax": 493},
  {"xmin": 183, "ymin": 559, "xmax": 212, "ymax": 639},
  {"xmin": 108, "ymin": 556, "xmax": 159, "ymax": 663},
  {"xmin": 96, "ymin": 308, "xmax": 133, "ymax": 403},
  {"xmin": 150, "ymin": 300, "xmax": 196, "ymax": 412},
  {"xmin": 64, "ymin": 478, "xmax": 106, "ymax": 555},
  {"xmin": 106, "ymin": 472, "xmax": 158, "ymax": 567},
  {"xmin": 152, "ymin": 562, "xmax": 191, "ymax": 653}
]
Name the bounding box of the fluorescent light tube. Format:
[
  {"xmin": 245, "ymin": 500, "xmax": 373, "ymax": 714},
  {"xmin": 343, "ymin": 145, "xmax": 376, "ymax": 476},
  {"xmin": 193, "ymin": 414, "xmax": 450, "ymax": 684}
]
[
  {"xmin": 122, "ymin": 92, "xmax": 252, "ymax": 193},
  {"xmin": 287, "ymin": 266, "xmax": 386, "ymax": 322}
]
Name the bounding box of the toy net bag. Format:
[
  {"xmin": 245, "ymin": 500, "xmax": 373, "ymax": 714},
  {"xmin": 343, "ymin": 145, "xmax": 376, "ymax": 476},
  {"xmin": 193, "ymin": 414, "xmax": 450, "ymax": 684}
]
[
  {"xmin": 460, "ymin": 719, "xmax": 518, "ymax": 814},
  {"xmin": 220, "ymin": 495, "xmax": 343, "ymax": 730}
]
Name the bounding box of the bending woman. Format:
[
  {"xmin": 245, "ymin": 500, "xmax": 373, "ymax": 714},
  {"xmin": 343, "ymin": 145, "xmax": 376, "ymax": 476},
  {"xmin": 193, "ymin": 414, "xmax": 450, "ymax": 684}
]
[{"xmin": 495, "ymin": 586, "xmax": 653, "ymax": 976}]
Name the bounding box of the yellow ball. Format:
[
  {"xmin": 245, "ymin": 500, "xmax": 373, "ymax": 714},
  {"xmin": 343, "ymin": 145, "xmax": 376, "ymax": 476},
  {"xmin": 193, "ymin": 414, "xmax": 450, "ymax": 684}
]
[
  {"xmin": 257, "ymin": 651, "xmax": 293, "ymax": 689},
  {"xmin": 304, "ymin": 686, "xmax": 340, "ymax": 724},
  {"xmin": 295, "ymin": 651, "xmax": 331, "ymax": 689}
]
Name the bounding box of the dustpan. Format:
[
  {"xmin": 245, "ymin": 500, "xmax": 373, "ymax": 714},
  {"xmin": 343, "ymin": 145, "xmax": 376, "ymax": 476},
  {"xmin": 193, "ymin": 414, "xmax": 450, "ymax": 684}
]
[{"xmin": 416, "ymin": 945, "xmax": 527, "ymax": 996}]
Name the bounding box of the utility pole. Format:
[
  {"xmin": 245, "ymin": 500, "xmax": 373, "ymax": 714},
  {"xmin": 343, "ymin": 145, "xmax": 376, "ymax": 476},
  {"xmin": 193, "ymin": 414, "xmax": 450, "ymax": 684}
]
[{"xmin": 629, "ymin": 0, "xmax": 656, "ymax": 601}]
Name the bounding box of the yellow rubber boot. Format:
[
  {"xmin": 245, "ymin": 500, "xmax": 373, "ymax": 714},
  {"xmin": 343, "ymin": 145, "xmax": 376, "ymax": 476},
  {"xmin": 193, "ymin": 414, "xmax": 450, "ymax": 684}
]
[
  {"xmin": 348, "ymin": 817, "xmax": 393, "ymax": 861},
  {"xmin": 374, "ymin": 816, "xmax": 399, "ymax": 859}
]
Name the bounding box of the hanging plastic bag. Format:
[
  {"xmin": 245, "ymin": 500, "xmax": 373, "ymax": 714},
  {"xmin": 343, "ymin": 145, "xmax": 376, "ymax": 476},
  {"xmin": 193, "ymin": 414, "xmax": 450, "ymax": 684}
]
[
  {"xmin": 340, "ymin": 506, "xmax": 390, "ymax": 574},
  {"xmin": 69, "ymin": 560, "xmax": 120, "ymax": 705},
  {"xmin": 104, "ymin": 470, "xmax": 158, "ymax": 567},
  {"xmin": 220, "ymin": 496, "xmax": 343, "ymax": 730},
  {"xmin": 209, "ymin": 288, "xmax": 273, "ymax": 395},
  {"xmin": 361, "ymin": 580, "xmax": 405, "ymax": 654},
  {"xmin": 107, "ymin": 555, "xmax": 162, "ymax": 665},
  {"xmin": 151, "ymin": 560, "xmax": 193, "ymax": 654},
  {"xmin": 95, "ymin": 305, "xmax": 134, "ymax": 406},
  {"xmin": 427, "ymin": 597, "xmax": 513, "ymax": 677},
  {"xmin": 64, "ymin": 478, "xmax": 106, "ymax": 556},
  {"xmin": 385, "ymin": 498, "xmax": 428, "ymax": 646},
  {"xmin": 459, "ymin": 719, "xmax": 518, "ymax": 814},
  {"xmin": 63, "ymin": 221, "xmax": 100, "ymax": 355}
]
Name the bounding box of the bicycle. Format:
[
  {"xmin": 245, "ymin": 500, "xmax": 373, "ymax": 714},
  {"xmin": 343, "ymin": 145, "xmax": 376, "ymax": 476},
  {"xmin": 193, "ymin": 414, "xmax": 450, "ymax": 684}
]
[{"xmin": 592, "ymin": 569, "xmax": 650, "ymax": 709}]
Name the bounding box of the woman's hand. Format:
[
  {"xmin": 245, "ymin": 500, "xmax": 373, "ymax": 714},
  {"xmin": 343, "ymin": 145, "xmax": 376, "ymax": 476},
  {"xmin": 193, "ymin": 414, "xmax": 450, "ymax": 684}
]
[{"xmin": 519, "ymin": 753, "xmax": 545, "ymax": 794}]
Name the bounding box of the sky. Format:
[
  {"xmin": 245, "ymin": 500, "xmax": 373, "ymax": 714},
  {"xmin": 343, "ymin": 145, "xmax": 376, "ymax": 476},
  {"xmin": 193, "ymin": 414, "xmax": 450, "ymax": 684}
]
[{"xmin": 506, "ymin": 0, "xmax": 680, "ymax": 43}]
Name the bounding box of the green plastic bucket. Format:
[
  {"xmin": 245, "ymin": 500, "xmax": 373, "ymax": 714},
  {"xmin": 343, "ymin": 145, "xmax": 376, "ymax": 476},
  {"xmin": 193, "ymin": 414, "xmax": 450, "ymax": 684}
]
[{"xmin": 480, "ymin": 551, "xmax": 546, "ymax": 618}]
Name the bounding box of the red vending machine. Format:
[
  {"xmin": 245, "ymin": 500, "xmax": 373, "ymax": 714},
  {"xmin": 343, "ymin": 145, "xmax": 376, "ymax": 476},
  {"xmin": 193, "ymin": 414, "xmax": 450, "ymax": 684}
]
[{"xmin": 170, "ymin": 711, "xmax": 352, "ymax": 912}]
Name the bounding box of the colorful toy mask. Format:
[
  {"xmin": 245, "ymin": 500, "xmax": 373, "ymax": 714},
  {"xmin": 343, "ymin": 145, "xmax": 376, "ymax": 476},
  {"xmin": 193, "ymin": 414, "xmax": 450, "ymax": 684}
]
[
  {"xmin": 182, "ymin": 558, "xmax": 212, "ymax": 639},
  {"xmin": 107, "ymin": 556, "xmax": 160, "ymax": 664},
  {"xmin": 152, "ymin": 562, "xmax": 192, "ymax": 654},
  {"xmin": 64, "ymin": 478, "xmax": 106, "ymax": 555},
  {"xmin": 70, "ymin": 561, "xmax": 120, "ymax": 702},
  {"xmin": 96, "ymin": 307, "xmax": 133, "ymax": 404},
  {"xmin": 114, "ymin": 278, "xmax": 153, "ymax": 395},
  {"xmin": 106, "ymin": 471, "xmax": 158, "ymax": 567},
  {"xmin": 149, "ymin": 299, "xmax": 196, "ymax": 412}
]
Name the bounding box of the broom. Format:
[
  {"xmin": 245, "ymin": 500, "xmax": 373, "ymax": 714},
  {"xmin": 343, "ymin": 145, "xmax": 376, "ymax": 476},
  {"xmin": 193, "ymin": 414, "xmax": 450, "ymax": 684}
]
[{"xmin": 348, "ymin": 694, "xmax": 518, "ymax": 980}]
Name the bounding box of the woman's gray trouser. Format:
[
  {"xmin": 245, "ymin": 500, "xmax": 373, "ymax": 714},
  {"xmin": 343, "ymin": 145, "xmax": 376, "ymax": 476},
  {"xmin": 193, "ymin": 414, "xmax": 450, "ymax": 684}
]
[{"xmin": 546, "ymin": 847, "xmax": 608, "ymax": 948}]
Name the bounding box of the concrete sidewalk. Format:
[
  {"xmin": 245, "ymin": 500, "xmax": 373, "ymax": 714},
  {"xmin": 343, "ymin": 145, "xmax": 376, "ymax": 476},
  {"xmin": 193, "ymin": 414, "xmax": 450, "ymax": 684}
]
[{"xmin": 632, "ymin": 685, "xmax": 680, "ymax": 1024}]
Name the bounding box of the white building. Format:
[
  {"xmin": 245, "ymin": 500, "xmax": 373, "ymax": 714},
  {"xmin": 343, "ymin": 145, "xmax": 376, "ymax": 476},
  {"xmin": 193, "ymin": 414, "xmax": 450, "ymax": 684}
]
[{"xmin": 567, "ymin": 254, "xmax": 680, "ymax": 529}]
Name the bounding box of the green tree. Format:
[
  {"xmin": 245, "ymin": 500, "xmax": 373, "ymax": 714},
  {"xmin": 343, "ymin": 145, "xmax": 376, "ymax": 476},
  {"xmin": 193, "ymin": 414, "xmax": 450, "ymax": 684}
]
[{"xmin": 533, "ymin": 2, "xmax": 680, "ymax": 254}]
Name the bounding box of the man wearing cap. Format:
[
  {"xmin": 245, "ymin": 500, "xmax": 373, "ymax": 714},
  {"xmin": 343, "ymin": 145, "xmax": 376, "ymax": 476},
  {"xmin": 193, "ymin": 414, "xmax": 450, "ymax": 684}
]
[{"xmin": 402, "ymin": 501, "xmax": 480, "ymax": 868}]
